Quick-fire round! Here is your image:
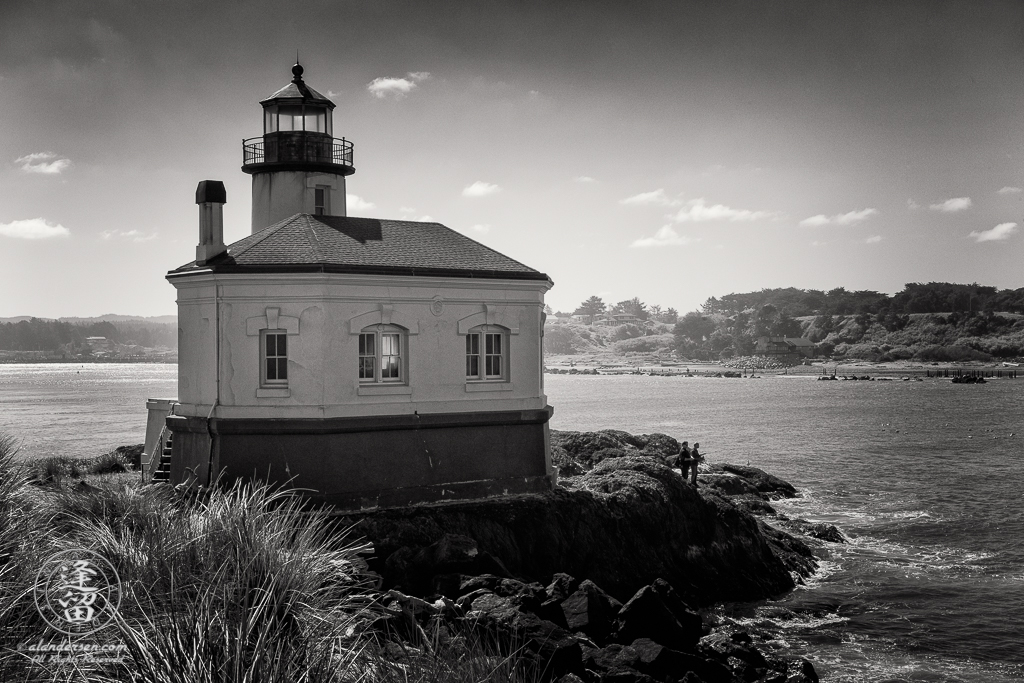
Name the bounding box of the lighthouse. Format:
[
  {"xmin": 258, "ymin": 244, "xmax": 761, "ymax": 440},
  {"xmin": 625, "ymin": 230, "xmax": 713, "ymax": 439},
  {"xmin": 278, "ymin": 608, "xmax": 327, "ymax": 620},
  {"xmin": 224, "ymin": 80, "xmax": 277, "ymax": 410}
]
[
  {"xmin": 153, "ymin": 61, "xmax": 556, "ymax": 510},
  {"xmin": 241, "ymin": 63, "xmax": 355, "ymax": 232}
]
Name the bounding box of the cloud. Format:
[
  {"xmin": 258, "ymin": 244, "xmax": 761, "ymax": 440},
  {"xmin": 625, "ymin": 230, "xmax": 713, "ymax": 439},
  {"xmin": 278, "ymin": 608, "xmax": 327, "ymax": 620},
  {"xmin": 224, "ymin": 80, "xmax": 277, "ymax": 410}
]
[
  {"xmin": 574, "ymin": 176, "xmax": 597, "ymax": 183},
  {"xmin": 619, "ymin": 189, "xmax": 680, "ymax": 207},
  {"xmin": 100, "ymin": 229, "xmax": 157, "ymax": 242},
  {"xmin": 0, "ymin": 217, "xmax": 69, "ymax": 239},
  {"xmin": 865, "ymin": 235, "xmax": 883, "ymax": 244},
  {"xmin": 671, "ymin": 198, "xmax": 773, "ymax": 223},
  {"xmin": 462, "ymin": 181, "xmax": 501, "ymax": 198},
  {"xmin": 630, "ymin": 225, "xmax": 697, "ymax": 248},
  {"xmin": 930, "ymin": 197, "xmax": 972, "ymax": 212},
  {"xmin": 347, "ymin": 194, "xmax": 376, "ymax": 211},
  {"xmin": 367, "ymin": 72, "xmax": 430, "ymax": 99},
  {"xmin": 907, "ymin": 199, "xmax": 920, "ymax": 210},
  {"xmin": 16, "ymin": 152, "xmax": 71, "ymax": 174},
  {"xmin": 417, "ymin": 215, "xmax": 434, "ymax": 222},
  {"xmin": 969, "ymin": 222, "xmax": 1017, "ymax": 242},
  {"xmin": 468, "ymin": 224, "xmax": 491, "ymax": 233},
  {"xmin": 799, "ymin": 208, "xmax": 878, "ymax": 227},
  {"xmin": 997, "ymin": 186, "xmax": 1023, "ymax": 195}
]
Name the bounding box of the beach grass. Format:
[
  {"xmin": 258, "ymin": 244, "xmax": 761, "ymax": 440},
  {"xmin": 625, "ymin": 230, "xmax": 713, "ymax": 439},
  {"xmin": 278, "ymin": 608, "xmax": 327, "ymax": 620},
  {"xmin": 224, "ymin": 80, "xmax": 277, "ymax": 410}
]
[{"xmin": 0, "ymin": 434, "xmax": 537, "ymax": 683}]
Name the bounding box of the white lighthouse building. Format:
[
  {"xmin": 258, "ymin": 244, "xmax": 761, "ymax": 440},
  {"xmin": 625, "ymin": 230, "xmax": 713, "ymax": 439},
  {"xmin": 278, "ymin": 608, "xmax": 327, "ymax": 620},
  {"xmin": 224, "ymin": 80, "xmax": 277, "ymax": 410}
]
[{"xmin": 149, "ymin": 63, "xmax": 555, "ymax": 510}]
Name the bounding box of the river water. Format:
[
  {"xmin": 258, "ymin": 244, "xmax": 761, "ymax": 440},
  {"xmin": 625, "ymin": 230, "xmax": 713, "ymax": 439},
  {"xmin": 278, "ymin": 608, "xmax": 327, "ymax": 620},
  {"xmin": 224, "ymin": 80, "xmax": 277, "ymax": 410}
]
[{"xmin": 1, "ymin": 363, "xmax": 1022, "ymax": 681}]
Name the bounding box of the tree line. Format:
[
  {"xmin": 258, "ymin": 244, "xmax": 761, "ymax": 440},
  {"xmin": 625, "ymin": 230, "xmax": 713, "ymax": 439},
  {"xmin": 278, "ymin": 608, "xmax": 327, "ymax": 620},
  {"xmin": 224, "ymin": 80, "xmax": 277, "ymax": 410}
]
[
  {"xmin": 0, "ymin": 319, "xmax": 177, "ymax": 352},
  {"xmin": 560, "ymin": 296, "xmax": 680, "ymax": 324},
  {"xmin": 700, "ymin": 282, "xmax": 1024, "ymax": 318}
]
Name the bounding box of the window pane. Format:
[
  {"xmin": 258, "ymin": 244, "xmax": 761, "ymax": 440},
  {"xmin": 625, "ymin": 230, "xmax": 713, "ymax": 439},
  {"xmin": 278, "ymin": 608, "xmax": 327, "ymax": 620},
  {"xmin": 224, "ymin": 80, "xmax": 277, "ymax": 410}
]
[
  {"xmin": 359, "ymin": 357, "xmax": 375, "ymax": 379},
  {"xmin": 467, "ymin": 356, "xmax": 478, "ymax": 377},
  {"xmin": 359, "ymin": 333, "xmax": 374, "ymax": 356},
  {"xmin": 277, "ymin": 358, "xmax": 288, "ymax": 380},
  {"xmin": 486, "ymin": 356, "xmax": 502, "ymax": 377},
  {"xmin": 276, "ymin": 334, "xmax": 286, "ymax": 356},
  {"xmin": 382, "ymin": 334, "xmax": 399, "ymax": 356},
  {"xmin": 266, "ymin": 358, "xmax": 277, "ymax": 381},
  {"xmin": 266, "ymin": 334, "xmax": 276, "ymax": 356},
  {"xmin": 383, "ymin": 356, "xmax": 399, "ymax": 379}
]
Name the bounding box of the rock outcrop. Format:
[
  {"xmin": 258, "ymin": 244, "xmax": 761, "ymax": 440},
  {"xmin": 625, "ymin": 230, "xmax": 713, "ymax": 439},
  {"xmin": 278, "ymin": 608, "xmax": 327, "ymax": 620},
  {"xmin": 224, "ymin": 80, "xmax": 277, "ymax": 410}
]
[
  {"xmin": 352, "ymin": 429, "xmax": 833, "ymax": 682},
  {"xmin": 351, "ymin": 453, "xmax": 800, "ymax": 606}
]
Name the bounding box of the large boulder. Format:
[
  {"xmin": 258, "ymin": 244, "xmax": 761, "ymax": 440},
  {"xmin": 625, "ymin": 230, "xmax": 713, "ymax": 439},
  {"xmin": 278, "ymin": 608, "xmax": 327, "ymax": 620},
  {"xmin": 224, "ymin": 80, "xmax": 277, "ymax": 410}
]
[
  {"xmin": 560, "ymin": 579, "xmax": 622, "ymax": 642},
  {"xmin": 710, "ymin": 464, "xmax": 798, "ymax": 498},
  {"xmin": 467, "ymin": 592, "xmax": 584, "ymax": 676},
  {"xmin": 614, "ymin": 580, "xmax": 702, "ymax": 652}
]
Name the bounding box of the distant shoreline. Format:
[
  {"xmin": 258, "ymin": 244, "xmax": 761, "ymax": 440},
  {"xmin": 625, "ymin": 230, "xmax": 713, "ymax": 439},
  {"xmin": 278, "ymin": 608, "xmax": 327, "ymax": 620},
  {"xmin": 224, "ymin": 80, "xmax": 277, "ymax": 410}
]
[{"xmin": 0, "ymin": 358, "xmax": 177, "ymax": 365}]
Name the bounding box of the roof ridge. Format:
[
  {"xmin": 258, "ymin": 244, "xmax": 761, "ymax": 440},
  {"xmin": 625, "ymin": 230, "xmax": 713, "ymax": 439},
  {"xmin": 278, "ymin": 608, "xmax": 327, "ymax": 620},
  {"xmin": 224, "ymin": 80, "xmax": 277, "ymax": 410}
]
[
  {"xmin": 227, "ymin": 214, "xmax": 305, "ymax": 260},
  {"xmin": 300, "ymin": 215, "xmax": 326, "ymax": 262}
]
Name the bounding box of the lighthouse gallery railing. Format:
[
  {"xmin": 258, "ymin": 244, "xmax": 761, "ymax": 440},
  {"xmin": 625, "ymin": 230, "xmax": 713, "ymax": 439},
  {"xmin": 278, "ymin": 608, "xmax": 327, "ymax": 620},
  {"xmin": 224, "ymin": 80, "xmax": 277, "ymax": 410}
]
[{"xmin": 242, "ymin": 135, "xmax": 354, "ymax": 167}]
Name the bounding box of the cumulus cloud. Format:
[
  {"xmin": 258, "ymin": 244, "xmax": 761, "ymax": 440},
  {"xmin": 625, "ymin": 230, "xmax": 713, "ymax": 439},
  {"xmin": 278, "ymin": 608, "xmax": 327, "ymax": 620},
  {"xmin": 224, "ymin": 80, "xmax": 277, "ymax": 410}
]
[
  {"xmin": 0, "ymin": 217, "xmax": 69, "ymax": 239},
  {"xmin": 619, "ymin": 189, "xmax": 680, "ymax": 207},
  {"xmin": 100, "ymin": 229, "xmax": 157, "ymax": 242},
  {"xmin": 969, "ymin": 222, "xmax": 1017, "ymax": 242},
  {"xmin": 998, "ymin": 186, "xmax": 1022, "ymax": 195},
  {"xmin": 367, "ymin": 72, "xmax": 431, "ymax": 99},
  {"xmin": 630, "ymin": 225, "xmax": 697, "ymax": 248},
  {"xmin": 347, "ymin": 194, "xmax": 376, "ymax": 211},
  {"xmin": 930, "ymin": 197, "xmax": 972, "ymax": 212},
  {"xmin": 671, "ymin": 198, "xmax": 773, "ymax": 223},
  {"xmin": 799, "ymin": 208, "xmax": 878, "ymax": 227},
  {"xmin": 16, "ymin": 152, "xmax": 71, "ymax": 174},
  {"xmin": 462, "ymin": 181, "xmax": 501, "ymax": 198},
  {"xmin": 865, "ymin": 235, "xmax": 883, "ymax": 244}
]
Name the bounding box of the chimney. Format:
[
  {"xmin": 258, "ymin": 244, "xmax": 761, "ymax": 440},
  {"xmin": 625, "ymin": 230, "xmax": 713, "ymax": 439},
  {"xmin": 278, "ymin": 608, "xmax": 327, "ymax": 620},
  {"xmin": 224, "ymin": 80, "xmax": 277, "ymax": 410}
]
[{"xmin": 195, "ymin": 180, "xmax": 227, "ymax": 265}]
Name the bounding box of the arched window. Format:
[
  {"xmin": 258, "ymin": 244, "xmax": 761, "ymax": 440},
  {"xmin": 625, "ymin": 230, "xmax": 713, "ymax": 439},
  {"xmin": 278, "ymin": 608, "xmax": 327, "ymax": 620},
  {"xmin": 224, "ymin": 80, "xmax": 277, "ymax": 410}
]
[
  {"xmin": 466, "ymin": 325, "xmax": 508, "ymax": 381},
  {"xmin": 358, "ymin": 325, "xmax": 406, "ymax": 384}
]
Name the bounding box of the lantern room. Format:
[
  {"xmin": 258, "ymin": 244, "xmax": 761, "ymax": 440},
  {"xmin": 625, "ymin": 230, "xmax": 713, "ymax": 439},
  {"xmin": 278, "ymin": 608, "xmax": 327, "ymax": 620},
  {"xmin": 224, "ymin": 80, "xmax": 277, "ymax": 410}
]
[{"xmin": 241, "ymin": 62, "xmax": 355, "ymax": 232}]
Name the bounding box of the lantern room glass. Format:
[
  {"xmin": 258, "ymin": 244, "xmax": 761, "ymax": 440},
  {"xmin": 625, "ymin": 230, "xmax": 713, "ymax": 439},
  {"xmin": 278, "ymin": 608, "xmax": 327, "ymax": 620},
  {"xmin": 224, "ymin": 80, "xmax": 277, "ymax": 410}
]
[{"xmin": 263, "ymin": 104, "xmax": 333, "ymax": 135}]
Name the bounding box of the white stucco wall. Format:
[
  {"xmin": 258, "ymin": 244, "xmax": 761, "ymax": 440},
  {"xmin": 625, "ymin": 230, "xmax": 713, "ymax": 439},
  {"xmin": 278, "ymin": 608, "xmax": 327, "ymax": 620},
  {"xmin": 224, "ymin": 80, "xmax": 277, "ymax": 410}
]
[
  {"xmin": 170, "ymin": 272, "xmax": 550, "ymax": 419},
  {"xmin": 251, "ymin": 171, "xmax": 347, "ymax": 233}
]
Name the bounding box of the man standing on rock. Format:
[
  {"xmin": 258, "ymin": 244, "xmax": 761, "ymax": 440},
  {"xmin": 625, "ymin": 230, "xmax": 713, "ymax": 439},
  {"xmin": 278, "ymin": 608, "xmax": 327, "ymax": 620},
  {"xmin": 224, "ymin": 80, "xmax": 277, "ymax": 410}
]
[
  {"xmin": 675, "ymin": 441, "xmax": 692, "ymax": 477},
  {"xmin": 688, "ymin": 442, "xmax": 703, "ymax": 485}
]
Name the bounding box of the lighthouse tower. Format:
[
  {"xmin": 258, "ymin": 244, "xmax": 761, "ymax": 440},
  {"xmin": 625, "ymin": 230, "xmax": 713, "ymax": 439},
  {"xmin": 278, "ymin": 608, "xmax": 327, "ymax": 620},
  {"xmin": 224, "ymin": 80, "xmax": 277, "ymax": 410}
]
[{"xmin": 241, "ymin": 63, "xmax": 355, "ymax": 233}]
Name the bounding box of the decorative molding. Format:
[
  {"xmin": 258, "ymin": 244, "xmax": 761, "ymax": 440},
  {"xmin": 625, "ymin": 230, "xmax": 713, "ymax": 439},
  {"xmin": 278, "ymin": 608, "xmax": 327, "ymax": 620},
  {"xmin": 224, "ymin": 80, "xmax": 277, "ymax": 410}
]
[
  {"xmin": 457, "ymin": 304, "xmax": 520, "ymax": 335},
  {"xmin": 348, "ymin": 303, "xmax": 420, "ymax": 334},
  {"xmin": 465, "ymin": 382, "xmax": 515, "ymax": 393},
  {"xmin": 256, "ymin": 388, "xmax": 291, "ymax": 398},
  {"xmin": 430, "ymin": 295, "xmax": 444, "ymax": 317},
  {"xmin": 357, "ymin": 384, "xmax": 413, "ymax": 396},
  {"xmin": 246, "ymin": 307, "xmax": 300, "ymax": 335}
]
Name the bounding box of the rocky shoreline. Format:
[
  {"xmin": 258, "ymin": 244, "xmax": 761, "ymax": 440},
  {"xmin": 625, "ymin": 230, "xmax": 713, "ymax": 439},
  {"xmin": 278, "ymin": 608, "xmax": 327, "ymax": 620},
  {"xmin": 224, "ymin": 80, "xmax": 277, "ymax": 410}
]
[{"xmin": 346, "ymin": 429, "xmax": 844, "ymax": 682}]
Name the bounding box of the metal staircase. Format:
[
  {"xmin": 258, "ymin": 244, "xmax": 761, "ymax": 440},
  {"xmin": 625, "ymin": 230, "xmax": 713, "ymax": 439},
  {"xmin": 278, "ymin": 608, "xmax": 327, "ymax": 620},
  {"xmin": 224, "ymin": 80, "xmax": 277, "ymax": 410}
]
[{"xmin": 152, "ymin": 432, "xmax": 172, "ymax": 483}]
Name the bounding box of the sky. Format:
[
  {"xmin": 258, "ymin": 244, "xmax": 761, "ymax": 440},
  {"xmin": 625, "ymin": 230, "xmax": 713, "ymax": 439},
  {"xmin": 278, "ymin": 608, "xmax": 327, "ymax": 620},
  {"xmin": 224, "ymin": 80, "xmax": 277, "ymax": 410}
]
[{"xmin": 1, "ymin": 0, "xmax": 1022, "ymax": 318}]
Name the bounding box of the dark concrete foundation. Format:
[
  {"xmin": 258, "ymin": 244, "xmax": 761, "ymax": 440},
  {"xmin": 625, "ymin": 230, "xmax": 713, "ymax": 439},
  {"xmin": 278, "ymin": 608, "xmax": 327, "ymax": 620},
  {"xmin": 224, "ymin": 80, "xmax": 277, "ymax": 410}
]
[{"xmin": 166, "ymin": 407, "xmax": 554, "ymax": 509}]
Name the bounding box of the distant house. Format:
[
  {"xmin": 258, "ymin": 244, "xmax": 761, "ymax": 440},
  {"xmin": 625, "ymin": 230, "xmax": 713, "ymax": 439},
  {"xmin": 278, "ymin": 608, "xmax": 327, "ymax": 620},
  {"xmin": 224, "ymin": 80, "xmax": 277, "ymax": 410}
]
[
  {"xmin": 595, "ymin": 313, "xmax": 643, "ymax": 327},
  {"xmin": 84, "ymin": 336, "xmax": 113, "ymax": 351},
  {"xmin": 756, "ymin": 336, "xmax": 815, "ymax": 357},
  {"xmin": 571, "ymin": 313, "xmax": 594, "ymax": 325}
]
